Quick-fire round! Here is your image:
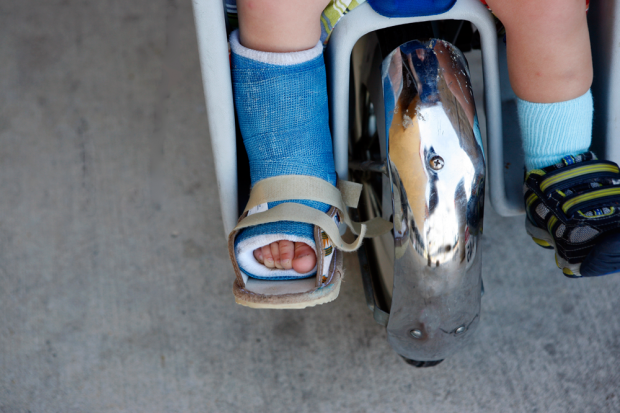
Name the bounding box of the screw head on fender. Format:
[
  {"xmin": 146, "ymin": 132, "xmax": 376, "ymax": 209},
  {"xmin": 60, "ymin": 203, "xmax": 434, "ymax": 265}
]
[{"xmin": 430, "ymin": 156, "xmax": 444, "ymax": 170}]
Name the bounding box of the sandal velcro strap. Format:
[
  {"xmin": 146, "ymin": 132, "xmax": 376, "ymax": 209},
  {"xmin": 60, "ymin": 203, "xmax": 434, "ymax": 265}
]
[
  {"xmin": 562, "ymin": 186, "xmax": 620, "ymax": 217},
  {"xmin": 539, "ymin": 161, "xmax": 620, "ymax": 193},
  {"xmin": 232, "ymin": 175, "xmax": 392, "ymax": 252}
]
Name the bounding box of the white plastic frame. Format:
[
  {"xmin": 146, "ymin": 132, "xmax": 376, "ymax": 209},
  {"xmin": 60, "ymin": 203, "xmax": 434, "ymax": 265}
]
[{"xmin": 192, "ymin": 0, "xmax": 238, "ymax": 238}]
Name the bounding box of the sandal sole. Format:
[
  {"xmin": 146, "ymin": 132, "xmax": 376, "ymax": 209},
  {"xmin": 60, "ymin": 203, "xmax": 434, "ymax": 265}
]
[
  {"xmin": 233, "ymin": 251, "xmax": 344, "ymax": 309},
  {"xmin": 234, "ymin": 277, "xmax": 342, "ymax": 309}
]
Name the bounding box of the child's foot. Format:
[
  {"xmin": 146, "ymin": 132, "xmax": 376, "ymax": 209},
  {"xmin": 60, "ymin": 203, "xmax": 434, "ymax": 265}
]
[
  {"xmin": 524, "ymin": 152, "xmax": 620, "ymax": 277},
  {"xmin": 253, "ymin": 241, "xmax": 316, "ymax": 273}
]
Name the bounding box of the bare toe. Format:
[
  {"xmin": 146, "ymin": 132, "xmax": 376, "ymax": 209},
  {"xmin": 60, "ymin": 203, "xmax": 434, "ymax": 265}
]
[
  {"xmin": 293, "ymin": 242, "xmax": 317, "ymax": 273},
  {"xmin": 278, "ymin": 240, "xmax": 295, "ymax": 270},
  {"xmin": 270, "ymin": 241, "xmax": 283, "ymax": 269},
  {"xmin": 253, "ymin": 248, "xmax": 264, "ymax": 264},
  {"xmin": 261, "ymin": 244, "xmax": 275, "ymax": 268},
  {"xmin": 255, "ymin": 241, "xmax": 316, "ymax": 273}
]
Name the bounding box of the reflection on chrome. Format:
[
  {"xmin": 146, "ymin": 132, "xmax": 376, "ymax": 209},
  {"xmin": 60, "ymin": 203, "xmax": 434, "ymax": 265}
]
[{"xmin": 383, "ymin": 39, "xmax": 486, "ymax": 361}]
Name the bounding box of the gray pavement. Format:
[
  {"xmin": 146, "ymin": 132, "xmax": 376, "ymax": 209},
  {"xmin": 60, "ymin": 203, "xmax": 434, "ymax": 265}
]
[{"xmin": 1, "ymin": 1, "xmax": 619, "ymax": 412}]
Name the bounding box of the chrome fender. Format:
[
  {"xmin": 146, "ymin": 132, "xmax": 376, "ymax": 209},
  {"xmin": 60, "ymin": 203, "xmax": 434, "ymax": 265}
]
[{"xmin": 382, "ymin": 39, "xmax": 486, "ymax": 361}]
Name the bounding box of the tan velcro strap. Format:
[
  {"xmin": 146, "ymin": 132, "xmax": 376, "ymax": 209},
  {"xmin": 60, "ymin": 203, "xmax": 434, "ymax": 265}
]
[
  {"xmin": 233, "ymin": 202, "xmax": 366, "ymax": 252},
  {"xmin": 244, "ymin": 175, "xmax": 391, "ymax": 239},
  {"xmin": 236, "ymin": 175, "xmax": 392, "ymax": 252},
  {"xmin": 245, "ymin": 175, "xmax": 360, "ymax": 212},
  {"xmin": 337, "ymin": 180, "xmax": 363, "ymax": 209}
]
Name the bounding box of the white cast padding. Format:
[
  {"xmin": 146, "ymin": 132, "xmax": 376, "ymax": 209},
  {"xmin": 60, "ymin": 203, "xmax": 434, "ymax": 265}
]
[{"xmin": 229, "ymin": 30, "xmax": 322, "ymax": 66}]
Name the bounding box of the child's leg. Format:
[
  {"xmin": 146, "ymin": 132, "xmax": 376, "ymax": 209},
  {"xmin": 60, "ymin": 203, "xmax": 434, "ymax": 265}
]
[
  {"xmin": 486, "ymin": 0, "xmax": 620, "ymax": 278},
  {"xmin": 485, "ymin": 0, "xmax": 593, "ymax": 170},
  {"xmin": 485, "ymin": 0, "xmax": 592, "ymax": 103},
  {"xmin": 237, "ymin": 0, "xmax": 328, "ymax": 53},
  {"xmin": 233, "ymin": 0, "xmax": 332, "ymax": 277}
]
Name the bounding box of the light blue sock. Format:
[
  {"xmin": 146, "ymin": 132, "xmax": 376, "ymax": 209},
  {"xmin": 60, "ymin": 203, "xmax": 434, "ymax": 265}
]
[
  {"xmin": 230, "ymin": 31, "xmax": 336, "ymax": 281},
  {"xmin": 518, "ymin": 90, "xmax": 593, "ymax": 171}
]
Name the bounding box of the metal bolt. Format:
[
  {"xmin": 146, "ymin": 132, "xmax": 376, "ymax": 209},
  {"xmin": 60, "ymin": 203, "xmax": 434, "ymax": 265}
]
[
  {"xmin": 429, "ymin": 156, "xmax": 444, "ymax": 170},
  {"xmin": 455, "ymin": 326, "xmax": 466, "ymax": 335},
  {"xmin": 410, "ymin": 329, "xmax": 423, "ymax": 339}
]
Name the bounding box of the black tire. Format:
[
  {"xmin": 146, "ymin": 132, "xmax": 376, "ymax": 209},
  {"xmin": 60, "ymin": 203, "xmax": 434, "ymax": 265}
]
[{"xmin": 401, "ymin": 357, "xmax": 444, "ymax": 368}]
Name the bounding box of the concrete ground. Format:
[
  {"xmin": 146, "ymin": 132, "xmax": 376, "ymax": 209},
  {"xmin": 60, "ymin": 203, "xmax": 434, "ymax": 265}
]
[{"xmin": 1, "ymin": 1, "xmax": 619, "ymax": 412}]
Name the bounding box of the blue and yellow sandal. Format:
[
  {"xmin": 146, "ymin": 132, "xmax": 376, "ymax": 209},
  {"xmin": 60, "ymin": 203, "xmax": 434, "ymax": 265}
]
[{"xmin": 524, "ymin": 152, "xmax": 620, "ymax": 277}]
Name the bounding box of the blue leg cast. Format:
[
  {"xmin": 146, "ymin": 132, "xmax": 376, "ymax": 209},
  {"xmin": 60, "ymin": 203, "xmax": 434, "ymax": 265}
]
[{"xmin": 230, "ymin": 31, "xmax": 336, "ymax": 280}]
